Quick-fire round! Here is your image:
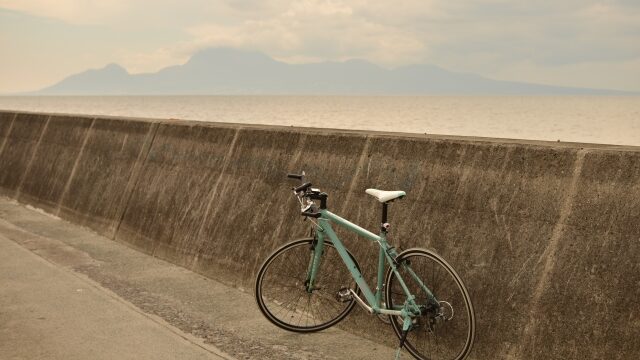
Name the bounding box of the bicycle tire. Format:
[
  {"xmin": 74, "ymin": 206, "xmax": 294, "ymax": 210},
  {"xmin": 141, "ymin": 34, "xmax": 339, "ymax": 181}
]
[
  {"xmin": 255, "ymin": 238, "xmax": 360, "ymax": 332},
  {"xmin": 384, "ymin": 248, "xmax": 475, "ymax": 360}
]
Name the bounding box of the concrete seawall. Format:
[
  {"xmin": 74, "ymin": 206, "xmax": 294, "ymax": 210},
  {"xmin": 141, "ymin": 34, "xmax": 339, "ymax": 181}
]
[{"xmin": 0, "ymin": 110, "xmax": 638, "ymax": 359}]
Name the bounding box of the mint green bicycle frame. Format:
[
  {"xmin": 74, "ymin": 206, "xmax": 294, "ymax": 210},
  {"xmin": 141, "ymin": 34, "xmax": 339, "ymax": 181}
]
[{"xmin": 307, "ymin": 208, "xmax": 439, "ymax": 319}]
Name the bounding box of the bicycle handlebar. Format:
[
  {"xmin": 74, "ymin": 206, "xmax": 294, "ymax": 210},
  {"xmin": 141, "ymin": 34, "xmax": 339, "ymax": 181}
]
[
  {"xmin": 294, "ymin": 182, "xmax": 312, "ymax": 193},
  {"xmin": 301, "ymin": 209, "xmax": 322, "ymax": 218},
  {"xmin": 287, "ymin": 171, "xmax": 328, "ymax": 213}
]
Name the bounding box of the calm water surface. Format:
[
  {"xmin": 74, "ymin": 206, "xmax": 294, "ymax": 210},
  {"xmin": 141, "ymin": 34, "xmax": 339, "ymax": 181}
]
[{"xmin": 0, "ymin": 96, "xmax": 638, "ymax": 146}]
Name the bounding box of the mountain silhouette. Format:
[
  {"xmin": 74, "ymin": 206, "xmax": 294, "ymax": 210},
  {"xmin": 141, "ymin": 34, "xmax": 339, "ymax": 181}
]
[{"xmin": 34, "ymin": 47, "xmax": 630, "ymax": 95}]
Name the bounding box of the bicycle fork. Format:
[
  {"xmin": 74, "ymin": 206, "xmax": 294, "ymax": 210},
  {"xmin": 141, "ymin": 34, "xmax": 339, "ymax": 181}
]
[{"xmin": 305, "ymin": 234, "xmax": 325, "ymax": 293}]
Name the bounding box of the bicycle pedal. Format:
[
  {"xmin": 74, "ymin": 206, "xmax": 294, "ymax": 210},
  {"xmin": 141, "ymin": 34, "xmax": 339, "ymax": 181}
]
[{"xmin": 336, "ymin": 287, "xmax": 353, "ymax": 302}]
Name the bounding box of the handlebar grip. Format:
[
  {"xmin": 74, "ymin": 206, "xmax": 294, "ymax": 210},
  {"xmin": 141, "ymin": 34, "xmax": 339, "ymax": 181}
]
[
  {"xmin": 287, "ymin": 173, "xmax": 304, "ymax": 180},
  {"xmin": 301, "ymin": 210, "xmax": 322, "ymax": 218},
  {"xmin": 294, "ymin": 182, "xmax": 312, "ymax": 193}
]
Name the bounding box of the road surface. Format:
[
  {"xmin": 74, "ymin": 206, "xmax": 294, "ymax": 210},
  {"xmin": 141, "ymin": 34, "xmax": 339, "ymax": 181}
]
[{"xmin": 0, "ymin": 198, "xmax": 398, "ymax": 359}]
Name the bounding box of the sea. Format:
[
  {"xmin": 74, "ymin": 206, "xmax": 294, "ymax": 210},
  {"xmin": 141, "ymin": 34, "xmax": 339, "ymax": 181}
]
[{"xmin": 0, "ymin": 95, "xmax": 638, "ymax": 146}]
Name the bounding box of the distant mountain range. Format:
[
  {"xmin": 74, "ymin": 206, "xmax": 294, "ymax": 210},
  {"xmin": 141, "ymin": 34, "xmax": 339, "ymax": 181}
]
[{"xmin": 31, "ymin": 48, "xmax": 633, "ymax": 95}]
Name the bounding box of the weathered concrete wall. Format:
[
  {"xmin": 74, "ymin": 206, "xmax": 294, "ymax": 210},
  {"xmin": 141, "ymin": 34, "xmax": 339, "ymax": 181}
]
[
  {"xmin": 0, "ymin": 113, "xmax": 50, "ymax": 198},
  {"xmin": 16, "ymin": 115, "xmax": 94, "ymax": 212},
  {"xmin": 55, "ymin": 118, "xmax": 157, "ymax": 236},
  {"xmin": 0, "ymin": 112, "xmax": 16, "ymax": 151},
  {"xmin": 0, "ymin": 110, "xmax": 638, "ymax": 359}
]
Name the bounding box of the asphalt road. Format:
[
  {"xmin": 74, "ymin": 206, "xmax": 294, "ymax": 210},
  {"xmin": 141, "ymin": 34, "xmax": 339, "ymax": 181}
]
[
  {"xmin": 0, "ymin": 225, "xmax": 232, "ymax": 360},
  {"xmin": 0, "ymin": 198, "xmax": 399, "ymax": 360}
]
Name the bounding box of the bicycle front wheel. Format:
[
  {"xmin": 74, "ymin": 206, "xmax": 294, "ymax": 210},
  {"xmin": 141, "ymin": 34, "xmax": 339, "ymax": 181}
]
[
  {"xmin": 255, "ymin": 238, "xmax": 359, "ymax": 332},
  {"xmin": 385, "ymin": 248, "xmax": 475, "ymax": 360}
]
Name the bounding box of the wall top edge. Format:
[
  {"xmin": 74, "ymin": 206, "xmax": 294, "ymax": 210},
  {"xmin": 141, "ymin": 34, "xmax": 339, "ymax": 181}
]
[{"xmin": 1, "ymin": 109, "xmax": 638, "ymax": 152}]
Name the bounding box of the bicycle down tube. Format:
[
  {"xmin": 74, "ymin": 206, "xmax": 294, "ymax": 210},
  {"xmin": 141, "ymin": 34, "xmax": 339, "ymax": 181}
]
[{"xmin": 310, "ymin": 209, "xmax": 433, "ymax": 316}]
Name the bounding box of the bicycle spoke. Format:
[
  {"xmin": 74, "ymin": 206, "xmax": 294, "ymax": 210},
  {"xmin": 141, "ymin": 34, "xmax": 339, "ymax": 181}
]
[
  {"xmin": 276, "ymin": 292, "xmax": 305, "ymax": 319},
  {"xmin": 256, "ymin": 239, "xmax": 358, "ymax": 332},
  {"xmin": 385, "ymin": 249, "xmax": 474, "ymax": 360}
]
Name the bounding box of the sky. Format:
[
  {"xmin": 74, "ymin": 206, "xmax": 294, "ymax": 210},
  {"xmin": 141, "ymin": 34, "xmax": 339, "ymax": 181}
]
[{"xmin": 0, "ymin": 0, "xmax": 639, "ymax": 93}]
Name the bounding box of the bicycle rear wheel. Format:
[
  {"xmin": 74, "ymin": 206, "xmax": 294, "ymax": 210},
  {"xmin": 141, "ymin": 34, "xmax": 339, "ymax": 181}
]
[
  {"xmin": 255, "ymin": 238, "xmax": 359, "ymax": 332},
  {"xmin": 384, "ymin": 248, "xmax": 475, "ymax": 360}
]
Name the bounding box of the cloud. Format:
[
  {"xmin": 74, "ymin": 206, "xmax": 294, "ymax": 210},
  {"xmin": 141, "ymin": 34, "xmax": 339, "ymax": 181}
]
[
  {"xmin": 413, "ymin": 0, "xmax": 640, "ymax": 77},
  {"xmin": 0, "ymin": 0, "xmax": 233, "ymax": 28},
  {"xmin": 184, "ymin": 0, "xmax": 430, "ymax": 66},
  {"xmin": 115, "ymin": 47, "xmax": 190, "ymax": 74},
  {"xmin": 0, "ymin": 0, "xmax": 129, "ymax": 25},
  {"xmin": 4, "ymin": 0, "xmax": 638, "ymax": 68},
  {"xmin": 0, "ymin": 0, "xmax": 638, "ymax": 91}
]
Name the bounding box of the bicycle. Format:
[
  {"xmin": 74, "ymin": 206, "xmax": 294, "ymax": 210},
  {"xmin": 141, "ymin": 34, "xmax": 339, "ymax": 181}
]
[{"xmin": 255, "ymin": 172, "xmax": 475, "ymax": 360}]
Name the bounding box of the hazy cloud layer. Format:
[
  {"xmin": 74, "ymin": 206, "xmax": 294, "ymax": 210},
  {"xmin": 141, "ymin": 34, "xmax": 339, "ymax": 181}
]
[{"xmin": 0, "ymin": 0, "xmax": 638, "ymax": 92}]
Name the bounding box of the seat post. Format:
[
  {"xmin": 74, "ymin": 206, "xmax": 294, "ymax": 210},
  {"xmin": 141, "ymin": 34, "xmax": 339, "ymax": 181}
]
[{"xmin": 381, "ymin": 202, "xmax": 389, "ymax": 232}]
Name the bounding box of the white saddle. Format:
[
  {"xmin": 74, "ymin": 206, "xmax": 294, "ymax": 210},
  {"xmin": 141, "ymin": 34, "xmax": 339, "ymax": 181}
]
[{"xmin": 365, "ymin": 189, "xmax": 406, "ymax": 203}]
